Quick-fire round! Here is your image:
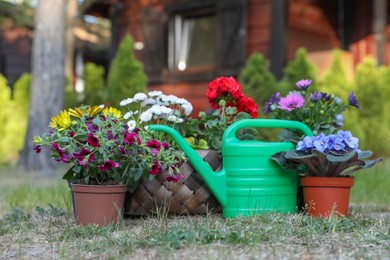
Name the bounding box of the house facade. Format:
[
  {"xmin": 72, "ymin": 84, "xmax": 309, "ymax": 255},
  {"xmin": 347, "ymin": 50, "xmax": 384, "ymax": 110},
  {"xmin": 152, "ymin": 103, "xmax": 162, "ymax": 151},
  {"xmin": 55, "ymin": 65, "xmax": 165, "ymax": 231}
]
[{"xmin": 82, "ymin": 0, "xmax": 389, "ymax": 115}]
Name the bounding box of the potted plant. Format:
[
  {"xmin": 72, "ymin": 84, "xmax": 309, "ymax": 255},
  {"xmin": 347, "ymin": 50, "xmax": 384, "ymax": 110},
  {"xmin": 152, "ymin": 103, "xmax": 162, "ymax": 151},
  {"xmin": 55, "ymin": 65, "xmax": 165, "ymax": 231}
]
[
  {"xmin": 271, "ymin": 130, "xmax": 383, "ymax": 217},
  {"xmin": 263, "ymin": 79, "xmax": 361, "ymax": 142},
  {"xmin": 121, "ymin": 78, "xmax": 259, "ymax": 216},
  {"xmin": 33, "ymin": 104, "xmax": 185, "ymax": 225},
  {"xmin": 263, "ymin": 79, "xmax": 364, "ymax": 211}
]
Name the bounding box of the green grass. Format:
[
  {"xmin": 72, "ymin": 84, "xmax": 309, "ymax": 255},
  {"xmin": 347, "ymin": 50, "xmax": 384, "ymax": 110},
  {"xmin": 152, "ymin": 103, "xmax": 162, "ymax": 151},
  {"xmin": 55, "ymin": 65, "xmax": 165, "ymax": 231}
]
[
  {"xmin": 350, "ymin": 158, "xmax": 390, "ymax": 211},
  {"xmin": 0, "ymin": 163, "xmax": 390, "ymax": 258}
]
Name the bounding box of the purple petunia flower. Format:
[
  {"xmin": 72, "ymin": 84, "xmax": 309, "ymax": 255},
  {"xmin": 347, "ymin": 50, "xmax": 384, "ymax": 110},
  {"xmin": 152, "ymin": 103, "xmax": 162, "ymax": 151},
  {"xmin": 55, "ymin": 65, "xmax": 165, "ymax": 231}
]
[
  {"xmin": 263, "ymin": 92, "xmax": 281, "ymax": 114},
  {"xmin": 277, "ymin": 92, "xmax": 304, "ymax": 112},
  {"xmin": 149, "ymin": 160, "xmax": 162, "ymax": 175},
  {"xmin": 98, "ymin": 160, "xmax": 119, "ymax": 171},
  {"xmin": 52, "ymin": 143, "xmax": 71, "ymax": 163},
  {"xmin": 87, "ymin": 133, "xmax": 100, "ymax": 148},
  {"xmin": 73, "ymin": 148, "xmax": 94, "ymax": 164},
  {"xmin": 33, "ymin": 144, "xmax": 42, "ymax": 153},
  {"xmin": 146, "ymin": 139, "xmax": 161, "ymax": 156},
  {"xmin": 165, "ymin": 174, "xmax": 184, "ymax": 183},
  {"xmin": 295, "ymin": 79, "xmax": 312, "ymax": 90},
  {"xmin": 124, "ymin": 132, "xmax": 141, "ymax": 145},
  {"xmin": 348, "ymin": 91, "xmax": 361, "ymax": 109}
]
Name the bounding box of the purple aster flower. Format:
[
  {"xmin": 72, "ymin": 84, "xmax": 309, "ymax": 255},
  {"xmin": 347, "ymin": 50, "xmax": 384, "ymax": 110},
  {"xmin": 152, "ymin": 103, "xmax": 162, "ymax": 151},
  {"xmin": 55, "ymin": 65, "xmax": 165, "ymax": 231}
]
[
  {"xmin": 98, "ymin": 160, "xmax": 119, "ymax": 171},
  {"xmin": 87, "ymin": 133, "xmax": 100, "ymax": 148},
  {"xmin": 334, "ymin": 114, "xmax": 344, "ymax": 127},
  {"xmin": 295, "ymin": 79, "xmax": 312, "ymax": 90},
  {"xmin": 277, "ymin": 92, "xmax": 304, "ymax": 112},
  {"xmin": 310, "ymin": 91, "xmax": 322, "ymax": 102},
  {"xmin": 348, "ymin": 91, "xmax": 361, "ymax": 109},
  {"xmin": 263, "ymin": 92, "xmax": 281, "ymax": 114},
  {"xmin": 321, "ymin": 92, "xmax": 331, "ymax": 101}
]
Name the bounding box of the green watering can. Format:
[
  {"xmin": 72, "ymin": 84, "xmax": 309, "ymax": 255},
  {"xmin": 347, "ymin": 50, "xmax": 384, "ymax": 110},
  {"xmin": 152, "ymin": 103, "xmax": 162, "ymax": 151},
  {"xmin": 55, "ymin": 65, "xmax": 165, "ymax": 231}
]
[{"xmin": 150, "ymin": 119, "xmax": 313, "ymax": 218}]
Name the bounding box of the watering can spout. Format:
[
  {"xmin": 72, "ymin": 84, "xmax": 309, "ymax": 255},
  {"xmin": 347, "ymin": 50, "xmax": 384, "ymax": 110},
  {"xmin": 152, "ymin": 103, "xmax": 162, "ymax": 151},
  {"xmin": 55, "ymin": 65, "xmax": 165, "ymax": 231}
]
[{"xmin": 149, "ymin": 125, "xmax": 227, "ymax": 207}]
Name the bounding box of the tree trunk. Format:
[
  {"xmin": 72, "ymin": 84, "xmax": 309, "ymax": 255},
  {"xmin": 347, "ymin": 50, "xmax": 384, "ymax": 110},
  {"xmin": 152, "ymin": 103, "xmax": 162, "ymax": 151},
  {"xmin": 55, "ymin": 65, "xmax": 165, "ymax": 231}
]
[
  {"xmin": 18, "ymin": 0, "xmax": 66, "ymax": 174},
  {"xmin": 65, "ymin": 0, "xmax": 77, "ymax": 80}
]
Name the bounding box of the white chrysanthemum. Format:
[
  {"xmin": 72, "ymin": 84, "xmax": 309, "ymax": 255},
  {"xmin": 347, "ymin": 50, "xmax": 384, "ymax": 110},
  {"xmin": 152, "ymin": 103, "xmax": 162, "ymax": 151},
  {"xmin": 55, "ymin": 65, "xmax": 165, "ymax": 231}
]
[
  {"xmin": 148, "ymin": 90, "xmax": 163, "ymax": 97},
  {"xmin": 123, "ymin": 111, "xmax": 133, "ymax": 119},
  {"xmin": 167, "ymin": 115, "xmax": 177, "ymax": 122},
  {"xmin": 127, "ymin": 120, "xmax": 136, "ymax": 130},
  {"xmin": 150, "ymin": 104, "xmax": 163, "ymax": 115},
  {"xmin": 176, "ymin": 118, "xmax": 184, "ymax": 123},
  {"xmin": 140, "ymin": 110, "xmax": 153, "ymax": 122},
  {"xmin": 176, "ymin": 98, "xmax": 189, "ymax": 105},
  {"xmin": 133, "ymin": 93, "xmax": 148, "ymax": 102},
  {"xmin": 141, "ymin": 98, "xmax": 156, "ymax": 107},
  {"xmin": 120, "ymin": 98, "xmax": 133, "ymax": 106},
  {"xmin": 161, "ymin": 106, "xmax": 172, "ymax": 114},
  {"xmin": 181, "ymin": 102, "xmax": 193, "ymax": 115}
]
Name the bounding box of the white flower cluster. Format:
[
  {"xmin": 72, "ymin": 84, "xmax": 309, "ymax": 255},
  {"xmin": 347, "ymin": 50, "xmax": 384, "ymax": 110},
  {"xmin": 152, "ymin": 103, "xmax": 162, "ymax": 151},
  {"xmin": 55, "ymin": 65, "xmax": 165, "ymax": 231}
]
[{"xmin": 120, "ymin": 91, "xmax": 193, "ymax": 130}]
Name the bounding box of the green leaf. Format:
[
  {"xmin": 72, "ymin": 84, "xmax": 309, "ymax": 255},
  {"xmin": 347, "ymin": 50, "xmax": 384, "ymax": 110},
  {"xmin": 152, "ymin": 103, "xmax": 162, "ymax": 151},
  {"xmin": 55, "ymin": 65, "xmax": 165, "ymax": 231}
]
[
  {"xmin": 326, "ymin": 150, "xmax": 357, "ymax": 163},
  {"xmin": 62, "ymin": 166, "xmax": 75, "ymax": 180}
]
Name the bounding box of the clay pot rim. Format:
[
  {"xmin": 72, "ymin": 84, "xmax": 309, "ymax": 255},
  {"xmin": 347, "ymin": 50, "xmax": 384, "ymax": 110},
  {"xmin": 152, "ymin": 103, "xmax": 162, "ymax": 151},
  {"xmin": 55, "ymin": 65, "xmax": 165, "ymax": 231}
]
[
  {"xmin": 70, "ymin": 183, "xmax": 128, "ymax": 193},
  {"xmin": 300, "ymin": 176, "xmax": 354, "ymax": 188}
]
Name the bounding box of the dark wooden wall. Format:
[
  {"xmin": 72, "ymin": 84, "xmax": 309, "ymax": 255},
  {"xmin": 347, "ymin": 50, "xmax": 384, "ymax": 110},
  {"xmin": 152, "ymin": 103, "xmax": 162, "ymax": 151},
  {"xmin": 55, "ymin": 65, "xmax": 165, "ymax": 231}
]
[{"xmin": 0, "ymin": 26, "xmax": 32, "ymax": 87}]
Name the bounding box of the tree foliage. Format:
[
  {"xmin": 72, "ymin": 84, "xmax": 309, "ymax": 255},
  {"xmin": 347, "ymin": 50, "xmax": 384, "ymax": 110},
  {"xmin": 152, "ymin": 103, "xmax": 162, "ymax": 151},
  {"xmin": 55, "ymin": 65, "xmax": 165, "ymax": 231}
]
[
  {"xmin": 238, "ymin": 52, "xmax": 278, "ymax": 110},
  {"xmin": 106, "ymin": 35, "xmax": 147, "ymax": 108}
]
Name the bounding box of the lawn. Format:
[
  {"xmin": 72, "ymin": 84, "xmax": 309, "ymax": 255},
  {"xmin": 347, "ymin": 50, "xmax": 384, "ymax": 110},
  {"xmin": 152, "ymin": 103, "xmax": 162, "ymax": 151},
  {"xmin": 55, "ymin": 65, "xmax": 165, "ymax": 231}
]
[{"xmin": 0, "ymin": 162, "xmax": 389, "ymax": 259}]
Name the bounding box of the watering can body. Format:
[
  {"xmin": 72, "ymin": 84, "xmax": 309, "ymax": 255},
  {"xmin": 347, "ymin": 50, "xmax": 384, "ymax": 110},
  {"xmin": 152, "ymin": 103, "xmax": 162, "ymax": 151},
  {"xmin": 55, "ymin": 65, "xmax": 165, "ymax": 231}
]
[{"xmin": 150, "ymin": 119, "xmax": 312, "ymax": 218}]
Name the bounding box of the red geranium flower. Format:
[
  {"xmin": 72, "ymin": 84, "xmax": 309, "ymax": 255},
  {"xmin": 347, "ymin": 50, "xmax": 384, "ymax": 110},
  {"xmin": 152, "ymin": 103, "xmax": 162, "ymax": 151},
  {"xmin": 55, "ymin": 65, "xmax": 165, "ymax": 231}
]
[
  {"xmin": 206, "ymin": 76, "xmax": 244, "ymax": 109},
  {"xmin": 237, "ymin": 96, "xmax": 259, "ymax": 118}
]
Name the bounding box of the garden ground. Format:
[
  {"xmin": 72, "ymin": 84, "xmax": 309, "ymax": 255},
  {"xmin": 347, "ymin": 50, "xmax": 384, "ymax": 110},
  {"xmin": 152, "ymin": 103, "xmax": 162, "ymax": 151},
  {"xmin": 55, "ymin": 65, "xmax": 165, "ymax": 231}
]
[{"xmin": 1, "ymin": 165, "xmax": 389, "ymax": 259}]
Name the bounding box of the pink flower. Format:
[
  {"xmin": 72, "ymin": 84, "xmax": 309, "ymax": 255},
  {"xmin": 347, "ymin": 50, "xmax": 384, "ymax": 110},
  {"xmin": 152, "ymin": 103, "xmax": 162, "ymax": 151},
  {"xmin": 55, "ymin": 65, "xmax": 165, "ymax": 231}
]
[
  {"xmin": 277, "ymin": 92, "xmax": 305, "ymax": 111},
  {"xmin": 87, "ymin": 133, "xmax": 100, "ymax": 148},
  {"xmin": 98, "ymin": 160, "xmax": 119, "ymax": 171}
]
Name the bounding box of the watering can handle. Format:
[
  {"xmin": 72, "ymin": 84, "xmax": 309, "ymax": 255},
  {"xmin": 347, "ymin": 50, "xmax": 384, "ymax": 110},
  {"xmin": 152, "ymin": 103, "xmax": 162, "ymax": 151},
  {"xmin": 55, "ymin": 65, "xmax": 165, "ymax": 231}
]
[{"xmin": 223, "ymin": 119, "xmax": 313, "ymax": 140}]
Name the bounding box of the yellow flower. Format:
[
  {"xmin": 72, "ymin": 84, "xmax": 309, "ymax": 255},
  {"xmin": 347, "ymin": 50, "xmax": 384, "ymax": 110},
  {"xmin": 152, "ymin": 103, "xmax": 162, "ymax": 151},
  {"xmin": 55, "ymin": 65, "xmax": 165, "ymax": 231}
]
[
  {"xmin": 103, "ymin": 107, "xmax": 122, "ymax": 119},
  {"xmin": 49, "ymin": 110, "xmax": 72, "ymax": 130},
  {"xmin": 68, "ymin": 107, "xmax": 83, "ymax": 118},
  {"xmin": 87, "ymin": 105, "xmax": 104, "ymax": 116}
]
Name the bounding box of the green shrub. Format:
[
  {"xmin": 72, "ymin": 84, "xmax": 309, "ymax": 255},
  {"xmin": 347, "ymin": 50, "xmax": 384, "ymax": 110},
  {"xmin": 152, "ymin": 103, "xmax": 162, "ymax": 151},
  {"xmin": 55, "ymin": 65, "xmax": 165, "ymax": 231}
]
[
  {"xmin": 238, "ymin": 52, "xmax": 278, "ymax": 111},
  {"xmin": 84, "ymin": 62, "xmax": 106, "ymax": 106},
  {"xmin": 106, "ymin": 34, "xmax": 147, "ymax": 108},
  {"xmin": 280, "ymin": 48, "xmax": 318, "ymax": 93},
  {"xmin": 64, "ymin": 75, "xmax": 81, "ymax": 109},
  {"xmin": 10, "ymin": 73, "xmax": 30, "ymax": 157},
  {"xmin": 354, "ymin": 57, "xmax": 390, "ymax": 155},
  {"xmin": 317, "ymin": 49, "xmax": 362, "ymax": 138},
  {"xmin": 0, "ymin": 75, "xmax": 13, "ymax": 164}
]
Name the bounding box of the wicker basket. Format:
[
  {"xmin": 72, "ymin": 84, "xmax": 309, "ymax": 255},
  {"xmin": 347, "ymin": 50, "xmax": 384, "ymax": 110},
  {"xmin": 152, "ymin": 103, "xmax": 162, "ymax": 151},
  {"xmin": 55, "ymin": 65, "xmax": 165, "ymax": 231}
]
[{"xmin": 124, "ymin": 150, "xmax": 222, "ymax": 216}]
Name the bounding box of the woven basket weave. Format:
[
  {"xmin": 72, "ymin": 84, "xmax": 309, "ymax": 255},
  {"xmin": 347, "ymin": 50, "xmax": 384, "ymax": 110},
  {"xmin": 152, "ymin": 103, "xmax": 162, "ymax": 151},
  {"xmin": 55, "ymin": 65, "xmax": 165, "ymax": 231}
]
[{"xmin": 124, "ymin": 150, "xmax": 222, "ymax": 216}]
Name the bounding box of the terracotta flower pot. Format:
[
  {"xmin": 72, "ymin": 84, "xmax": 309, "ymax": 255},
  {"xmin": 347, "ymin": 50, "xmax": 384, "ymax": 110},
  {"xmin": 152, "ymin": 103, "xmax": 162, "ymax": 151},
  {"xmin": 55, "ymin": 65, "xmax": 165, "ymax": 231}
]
[
  {"xmin": 300, "ymin": 176, "xmax": 354, "ymax": 217},
  {"xmin": 70, "ymin": 183, "xmax": 127, "ymax": 226}
]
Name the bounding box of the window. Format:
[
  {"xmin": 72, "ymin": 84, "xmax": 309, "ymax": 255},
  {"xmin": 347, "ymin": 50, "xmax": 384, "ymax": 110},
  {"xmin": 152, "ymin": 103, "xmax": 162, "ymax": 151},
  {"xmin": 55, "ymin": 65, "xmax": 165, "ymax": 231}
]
[
  {"xmin": 168, "ymin": 8, "xmax": 216, "ymax": 72},
  {"xmin": 141, "ymin": 0, "xmax": 247, "ymax": 83}
]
